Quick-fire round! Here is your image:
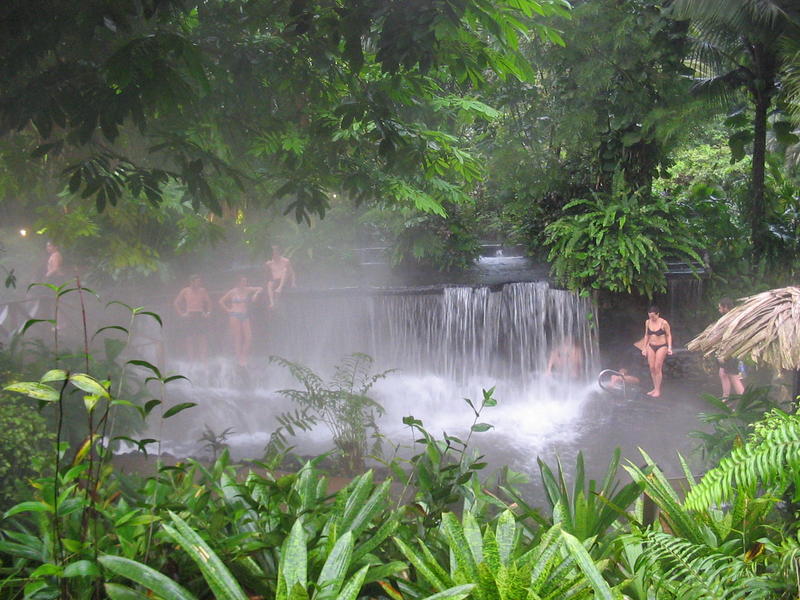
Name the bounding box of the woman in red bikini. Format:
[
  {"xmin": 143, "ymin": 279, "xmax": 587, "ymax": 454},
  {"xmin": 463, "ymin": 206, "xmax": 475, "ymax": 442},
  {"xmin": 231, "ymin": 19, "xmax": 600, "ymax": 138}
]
[{"xmin": 642, "ymin": 305, "xmax": 672, "ymax": 398}]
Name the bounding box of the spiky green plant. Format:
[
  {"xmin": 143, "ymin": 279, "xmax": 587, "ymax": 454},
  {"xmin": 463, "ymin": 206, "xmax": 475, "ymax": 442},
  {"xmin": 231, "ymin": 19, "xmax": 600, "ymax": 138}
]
[{"xmin": 394, "ymin": 510, "xmax": 620, "ymax": 600}]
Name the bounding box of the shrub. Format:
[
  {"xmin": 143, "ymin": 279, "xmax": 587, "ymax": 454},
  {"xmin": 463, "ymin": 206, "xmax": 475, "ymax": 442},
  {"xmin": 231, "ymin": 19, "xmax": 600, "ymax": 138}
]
[
  {"xmin": 545, "ymin": 172, "xmax": 702, "ymax": 297},
  {"xmin": 0, "ymin": 392, "xmax": 53, "ymax": 510}
]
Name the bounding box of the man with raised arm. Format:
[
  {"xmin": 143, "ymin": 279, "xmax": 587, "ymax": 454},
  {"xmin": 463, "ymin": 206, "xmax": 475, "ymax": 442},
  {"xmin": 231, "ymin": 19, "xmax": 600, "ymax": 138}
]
[{"xmin": 264, "ymin": 245, "xmax": 296, "ymax": 303}]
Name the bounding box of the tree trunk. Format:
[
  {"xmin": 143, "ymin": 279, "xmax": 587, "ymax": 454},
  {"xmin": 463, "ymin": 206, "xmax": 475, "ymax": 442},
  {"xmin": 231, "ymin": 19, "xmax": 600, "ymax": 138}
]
[{"xmin": 751, "ymin": 90, "xmax": 769, "ymax": 260}]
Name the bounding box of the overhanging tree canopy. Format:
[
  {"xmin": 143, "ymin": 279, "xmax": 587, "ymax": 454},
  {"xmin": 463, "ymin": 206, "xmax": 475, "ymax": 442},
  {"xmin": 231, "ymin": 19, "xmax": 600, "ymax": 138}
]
[{"xmin": 0, "ymin": 0, "xmax": 571, "ymax": 222}]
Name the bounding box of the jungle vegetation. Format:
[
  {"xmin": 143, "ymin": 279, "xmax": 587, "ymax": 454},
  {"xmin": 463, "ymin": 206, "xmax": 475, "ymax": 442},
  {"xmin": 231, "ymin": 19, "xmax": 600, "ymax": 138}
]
[
  {"xmin": 2, "ymin": 1, "xmax": 800, "ymax": 598},
  {"xmin": 0, "ymin": 0, "xmax": 798, "ymax": 294}
]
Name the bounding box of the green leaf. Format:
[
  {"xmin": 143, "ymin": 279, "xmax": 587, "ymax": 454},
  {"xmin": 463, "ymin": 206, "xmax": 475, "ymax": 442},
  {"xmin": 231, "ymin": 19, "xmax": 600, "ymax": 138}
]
[
  {"xmin": 470, "ymin": 423, "xmax": 493, "ymax": 433},
  {"xmin": 495, "ymin": 510, "xmax": 516, "ymax": 566},
  {"xmin": 281, "ymin": 518, "xmax": 308, "ymax": 591},
  {"xmin": 92, "ymin": 325, "xmax": 129, "ymax": 340},
  {"xmin": 163, "ymin": 402, "xmax": 197, "ymax": 418},
  {"xmin": 136, "ymin": 310, "xmax": 163, "ymax": 327},
  {"xmin": 20, "ymin": 318, "xmax": 55, "ymax": 336},
  {"xmin": 70, "ymin": 373, "xmax": 110, "ymax": 398},
  {"xmin": 99, "ymin": 555, "xmax": 198, "ymax": 600},
  {"xmin": 3, "ymin": 381, "xmax": 60, "ymax": 401},
  {"xmin": 63, "ymin": 559, "xmax": 100, "ymax": 577},
  {"xmin": 163, "ymin": 511, "xmax": 248, "ymax": 600},
  {"xmin": 105, "ymin": 582, "xmax": 152, "ymax": 600},
  {"xmin": 31, "ymin": 563, "xmax": 62, "ymax": 577},
  {"xmin": 316, "ymin": 531, "xmax": 353, "ymax": 599},
  {"xmin": 127, "ymin": 359, "xmax": 162, "ymax": 378},
  {"xmin": 441, "ymin": 513, "xmax": 479, "ymax": 583},
  {"xmin": 420, "ymin": 585, "xmax": 476, "ymax": 599},
  {"xmin": 560, "ymin": 531, "xmax": 614, "ymax": 599},
  {"xmin": 105, "ymin": 583, "xmax": 152, "ymax": 600},
  {"xmin": 40, "ymin": 369, "xmax": 68, "ymax": 383},
  {"xmin": 394, "ymin": 536, "xmax": 448, "ymax": 591},
  {"xmin": 335, "ymin": 564, "xmax": 369, "ymax": 600}
]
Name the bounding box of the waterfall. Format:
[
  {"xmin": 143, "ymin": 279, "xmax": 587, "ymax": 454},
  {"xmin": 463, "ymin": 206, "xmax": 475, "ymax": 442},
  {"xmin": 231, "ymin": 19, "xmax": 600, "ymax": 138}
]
[{"xmin": 364, "ymin": 282, "xmax": 596, "ymax": 383}]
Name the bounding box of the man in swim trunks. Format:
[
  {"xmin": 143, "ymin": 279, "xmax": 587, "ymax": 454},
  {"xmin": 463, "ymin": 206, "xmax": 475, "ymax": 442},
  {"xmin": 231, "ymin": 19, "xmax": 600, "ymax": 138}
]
[
  {"xmin": 173, "ymin": 274, "xmax": 212, "ymax": 364},
  {"xmin": 716, "ymin": 297, "xmax": 744, "ymax": 401},
  {"xmin": 265, "ymin": 245, "xmax": 295, "ymax": 304}
]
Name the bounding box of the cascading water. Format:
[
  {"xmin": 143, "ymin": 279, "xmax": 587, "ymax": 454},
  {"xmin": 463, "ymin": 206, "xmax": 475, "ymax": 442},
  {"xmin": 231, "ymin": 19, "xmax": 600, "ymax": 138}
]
[{"xmin": 152, "ymin": 281, "xmax": 598, "ymax": 463}]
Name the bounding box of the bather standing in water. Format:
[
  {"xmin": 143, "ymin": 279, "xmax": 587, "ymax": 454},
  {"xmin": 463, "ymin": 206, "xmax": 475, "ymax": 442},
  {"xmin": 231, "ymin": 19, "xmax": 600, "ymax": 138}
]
[
  {"xmin": 716, "ymin": 297, "xmax": 744, "ymax": 401},
  {"xmin": 546, "ymin": 337, "xmax": 584, "ymax": 378},
  {"xmin": 173, "ymin": 274, "xmax": 212, "ymax": 365},
  {"xmin": 642, "ymin": 305, "xmax": 672, "ymax": 398},
  {"xmin": 44, "ymin": 241, "xmax": 64, "ymax": 282},
  {"xmin": 219, "ymin": 276, "xmax": 263, "ymax": 367},
  {"xmin": 265, "ymin": 245, "xmax": 295, "ymax": 305}
]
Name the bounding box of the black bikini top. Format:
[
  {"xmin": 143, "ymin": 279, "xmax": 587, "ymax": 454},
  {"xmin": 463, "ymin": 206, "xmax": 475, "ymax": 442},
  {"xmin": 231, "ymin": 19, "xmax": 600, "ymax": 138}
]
[{"xmin": 648, "ymin": 326, "xmax": 665, "ymax": 336}]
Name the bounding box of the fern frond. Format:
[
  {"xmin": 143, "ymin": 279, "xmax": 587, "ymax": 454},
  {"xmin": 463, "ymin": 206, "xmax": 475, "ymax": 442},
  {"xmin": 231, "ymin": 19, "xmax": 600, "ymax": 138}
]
[
  {"xmin": 638, "ymin": 532, "xmax": 748, "ymax": 600},
  {"xmin": 685, "ymin": 416, "xmax": 800, "ymax": 511}
]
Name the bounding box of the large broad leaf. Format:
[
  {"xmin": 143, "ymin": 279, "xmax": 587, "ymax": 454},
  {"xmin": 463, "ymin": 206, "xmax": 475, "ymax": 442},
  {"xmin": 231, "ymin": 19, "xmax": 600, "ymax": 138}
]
[
  {"xmin": 4, "ymin": 381, "xmax": 60, "ymax": 401},
  {"xmin": 495, "ymin": 510, "xmax": 516, "ymax": 567},
  {"xmin": 163, "ymin": 511, "xmax": 248, "ymax": 600},
  {"xmin": 70, "ymin": 373, "xmax": 110, "ymax": 398},
  {"xmin": 560, "ymin": 531, "xmax": 614, "ymax": 600},
  {"xmin": 98, "ymin": 555, "xmax": 197, "ymax": 600},
  {"xmin": 393, "ymin": 536, "xmax": 449, "ymax": 591},
  {"xmin": 440, "ymin": 513, "xmax": 480, "ymax": 583},
  {"xmin": 40, "ymin": 369, "xmax": 68, "ymax": 383},
  {"xmin": 316, "ymin": 531, "xmax": 353, "ymax": 600},
  {"xmin": 280, "ymin": 517, "xmax": 308, "ymax": 595},
  {"xmin": 334, "ymin": 564, "xmax": 369, "ymax": 600}
]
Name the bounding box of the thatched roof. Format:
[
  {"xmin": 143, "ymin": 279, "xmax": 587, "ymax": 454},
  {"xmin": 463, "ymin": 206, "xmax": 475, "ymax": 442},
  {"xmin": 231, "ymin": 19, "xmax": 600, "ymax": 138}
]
[{"xmin": 687, "ymin": 286, "xmax": 800, "ymax": 371}]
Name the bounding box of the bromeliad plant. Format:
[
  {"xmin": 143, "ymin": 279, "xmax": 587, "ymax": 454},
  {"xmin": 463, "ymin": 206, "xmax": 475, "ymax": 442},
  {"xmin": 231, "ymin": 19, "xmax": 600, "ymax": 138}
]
[
  {"xmin": 393, "ymin": 510, "xmax": 620, "ymax": 599},
  {"xmin": 503, "ymin": 448, "xmax": 644, "ymax": 551}
]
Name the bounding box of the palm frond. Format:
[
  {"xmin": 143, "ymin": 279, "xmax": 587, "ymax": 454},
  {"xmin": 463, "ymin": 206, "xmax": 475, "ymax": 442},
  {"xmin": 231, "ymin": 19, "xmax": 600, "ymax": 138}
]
[
  {"xmin": 670, "ymin": 0, "xmax": 790, "ymax": 31},
  {"xmin": 687, "ymin": 287, "xmax": 800, "ymax": 370}
]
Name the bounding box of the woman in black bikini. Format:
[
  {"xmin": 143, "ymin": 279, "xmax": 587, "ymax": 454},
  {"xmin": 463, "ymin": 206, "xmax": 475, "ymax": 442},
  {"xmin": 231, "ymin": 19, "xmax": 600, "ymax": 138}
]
[
  {"xmin": 642, "ymin": 305, "xmax": 672, "ymax": 398},
  {"xmin": 219, "ymin": 276, "xmax": 263, "ymax": 367}
]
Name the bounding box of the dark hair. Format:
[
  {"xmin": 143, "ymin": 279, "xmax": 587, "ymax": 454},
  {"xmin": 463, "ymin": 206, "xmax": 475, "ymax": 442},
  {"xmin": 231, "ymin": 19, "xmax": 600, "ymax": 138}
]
[
  {"xmin": 647, "ymin": 305, "xmax": 660, "ymax": 314},
  {"xmin": 718, "ymin": 297, "xmax": 735, "ymax": 310}
]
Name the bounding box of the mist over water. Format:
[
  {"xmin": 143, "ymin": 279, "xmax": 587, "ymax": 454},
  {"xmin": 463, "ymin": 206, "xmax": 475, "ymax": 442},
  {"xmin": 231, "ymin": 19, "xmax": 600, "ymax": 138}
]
[{"xmin": 152, "ymin": 280, "xmax": 600, "ymax": 464}]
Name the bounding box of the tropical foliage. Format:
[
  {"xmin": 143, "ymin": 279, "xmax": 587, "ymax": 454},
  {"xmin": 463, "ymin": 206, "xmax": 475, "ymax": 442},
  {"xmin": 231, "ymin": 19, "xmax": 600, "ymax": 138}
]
[
  {"xmin": 5, "ymin": 312, "xmax": 800, "ymax": 600},
  {"xmin": 544, "ymin": 174, "xmax": 702, "ymax": 297}
]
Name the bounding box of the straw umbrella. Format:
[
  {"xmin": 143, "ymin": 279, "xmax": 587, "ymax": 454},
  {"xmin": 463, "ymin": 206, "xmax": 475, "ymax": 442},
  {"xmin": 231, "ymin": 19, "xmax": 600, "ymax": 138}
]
[{"xmin": 687, "ymin": 287, "xmax": 800, "ymax": 398}]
